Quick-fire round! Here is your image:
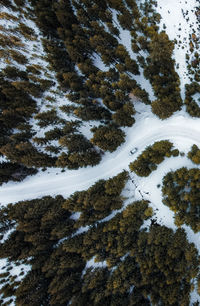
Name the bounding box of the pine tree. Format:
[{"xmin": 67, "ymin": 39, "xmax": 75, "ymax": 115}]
[{"xmin": 91, "ymin": 124, "xmax": 125, "ymax": 152}]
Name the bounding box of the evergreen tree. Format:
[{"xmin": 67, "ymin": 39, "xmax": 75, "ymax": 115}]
[
  {"xmin": 91, "ymin": 124, "xmax": 125, "ymax": 152},
  {"xmin": 129, "ymin": 140, "xmax": 175, "ymax": 176},
  {"xmin": 112, "ymin": 102, "xmax": 135, "ymax": 127},
  {"xmin": 131, "ymin": 226, "xmax": 199, "ymax": 305},
  {"xmin": 162, "ymin": 167, "xmax": 200, "ymax": 232}
]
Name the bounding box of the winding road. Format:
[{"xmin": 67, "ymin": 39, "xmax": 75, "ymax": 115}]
[{"xmin": 1, "ymin": 114, "xmax": 200, "ymax": 205}]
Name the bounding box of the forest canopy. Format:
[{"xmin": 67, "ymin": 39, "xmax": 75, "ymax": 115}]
[
  {"xmin": 162, "ymin": 167, "xmax": 200, "ymax": 232},
  {"xmin": 0, "ymin": 0, "xmax": 200, "ymax": 305},
  {"xmin": 0, "ymin": 0, "xmax": 185, "ymax": 182},
  {"xmin": 129, "ymin": 140, "xmax": 179, "ymax": 176},
  {"xmin": 0, "ymin": 190, "xmax": 198, "ymax": 306}
]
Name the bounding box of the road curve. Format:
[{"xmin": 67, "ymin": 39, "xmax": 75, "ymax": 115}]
[{"xmin": 1, "ymin": 115, "xmax": 200, "ymax": 205}]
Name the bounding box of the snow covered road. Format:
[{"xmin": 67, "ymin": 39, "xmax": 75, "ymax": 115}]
[{"xmin": 1, "ymin": 112, "xmax": 200, "ymax": 205}]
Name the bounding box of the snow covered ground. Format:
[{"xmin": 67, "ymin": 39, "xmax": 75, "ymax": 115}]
[
  {"xmin": 157, "ymin": 0, "xmax": 199, "ymax": 98},
  {"xmin": 0, "ymin": 0, "xmax": 200, "ymax": 303},
  {"xmin": 1, "ymin": 104, "xmax": 200, "ymax": 255},
  {"xmin": 0, "ymin": 104, "xmax": 200, "ymax": 204},
  {"xmin": 1, "ymin": 103, "xmax": 200, "ymax": 301},
  {"xmin": 0, "ymin": 2, "xmax": 198, "ymax": 205}
]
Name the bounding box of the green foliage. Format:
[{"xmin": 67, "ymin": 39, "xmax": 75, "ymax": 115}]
[
  {"xmin": 56, "ymin": 150, "xmax": 101, "ymax": 169},
  {"xmin": 117, "ymin": 8, "xmax": 133, "ymax": 30},
  {"xmin": 0, "ymin": 71, "xmax": 37, "ymax": 132},
  {"xmin": 129, "ymin": 140, "xmax": 175, "ymax": 176},
  {"xmin": 0, "ymin": 162, "xmax": 37, "ymax": 185},
  {"xmin": 3, "ymin": 66, "xmax": 28, "ymax": 80},
  {"xmin": 44, "ymin": 127, "xmax": 64, "ymax": 141},
  {"xmin": 34, "ymin": 109, "xmax": 60, "ymax": 128},
  {"xmin": 56, "ymin": 132, "xmax": 101, "ymax": 169},
  {"xmin": 0, "ymin": 195, "xmax": 84, "ymax": 306},
  {"xmin": 143, "ymin": 31, "xmax": 182, "ymax": 118},
  {"xmin": 64, "ymin": 203, "xmax": 199, "ymax": 305},
  {"xmin": 73, "ymin": 104, "xmax": 111, "ymax": 121},
  {"xmin": 0, "ymin": 0, "xmax": 199, "ymax": 304},
  {"xmin": 63, "ymin": 171, "xmax": 128, "ymax": 226},
  {"xmin": 162, "ymin": 167, "xmax": 200, "ymax": 232},
  {"xmin": 0, "ymin": 142, "xmax": 56, "ymax": 168},
  {"xmin": 59, "ymin": 134, "xmax": 92, "ymax": 152},
  {"xmin": 131, "ymin": 85, "xmax": 151, "ymax": 104},
  {"xmin": 131, "ymin": 226, "xmax": 199, "ymax": 305},
  {"xmin": 0, "ymin": 62, "xmax": 61, "ymax": 171},
  {"xmin": 10, "ymin": 50, "xmax": 28, "ymax": 65},
  {"xmin": 61, "ymin": 120, "xmax": 81, "ymax": 135},
  {"xmin": 0, "ymin": 0, "xmax": 12, "ymax": 7},
  {"xmin": 0, "ymin": 180, "xmax": 199, "ymax": 306},
  {"xmin": 188, "ymin": 144, "xmax": 200, "ymax": 164},
  {"xmin": 185, "ymin": 82, "xmax": 200, "ymax": 117},
  {"xmin": 18, "ymin": 22, "xmax": 35, "ymax": 37},
  {"xmin": 112, "ymin": 102, "xmax": 135, "ymax": 127},
  {"xmin": 105, "ymin": 171, "xmax": 128, "ymax": 195},
  {"xmin": 91, "ymin": 124, "xmax": 125, "ymax": 152},
  {"xmin": 151, "ymin": 97, "xmax": 180, "ymax": 119},
  {"xmin": 64, "ymin": 199, "xmax": 151, "ymax": 265}
]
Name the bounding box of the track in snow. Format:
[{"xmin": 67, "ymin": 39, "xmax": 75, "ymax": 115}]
[{"xmin": 1, "ymin": 114, "xmax": 200, "ymax": 205}]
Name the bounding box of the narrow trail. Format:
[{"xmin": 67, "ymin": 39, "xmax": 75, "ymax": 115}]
[{"xmin": 1, "ymin": 114, "xmax": 200, "ymax": 205}]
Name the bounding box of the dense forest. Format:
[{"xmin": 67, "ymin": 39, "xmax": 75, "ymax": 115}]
[
  {"xmin": 0, "ymin": 173, "xmax": 199, "ymax": 305},
  {"xmin": 162, "ymin": 167, "xmax": 200, "ymax": 232},
  {"xmin": 0, "ymin": 0, "xmax": 186, "ymax": 184},
  {"xmin": 0, "ymin": 0, "xmax": 200, "ymax": 305}
]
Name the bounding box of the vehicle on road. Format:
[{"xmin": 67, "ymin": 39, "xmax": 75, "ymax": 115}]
[{"xmin": 129, "ymin": 147, "xmax": 138, "ymax": 155}]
